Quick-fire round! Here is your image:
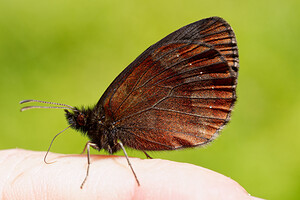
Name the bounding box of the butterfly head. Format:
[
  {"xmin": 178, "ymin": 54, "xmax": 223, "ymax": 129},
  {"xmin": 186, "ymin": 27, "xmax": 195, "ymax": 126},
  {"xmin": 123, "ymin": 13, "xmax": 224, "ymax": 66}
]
[{"xmin": 65, "ymin": 108, "xmax": 90, "ymax": 133}]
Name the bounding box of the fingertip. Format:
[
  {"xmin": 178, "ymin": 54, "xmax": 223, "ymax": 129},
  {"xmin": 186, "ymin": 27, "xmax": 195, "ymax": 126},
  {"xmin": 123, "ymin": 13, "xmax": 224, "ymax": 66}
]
[
  {"xmin": 130, "ymin": 158, "xmax": 252, "ymax": 199},
  {"xmin": 0, "ymin": 149, "xmax": 254, "ymax": 199}
]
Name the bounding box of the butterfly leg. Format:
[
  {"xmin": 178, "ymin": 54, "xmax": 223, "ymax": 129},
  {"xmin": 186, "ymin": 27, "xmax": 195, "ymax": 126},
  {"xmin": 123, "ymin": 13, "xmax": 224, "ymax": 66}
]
[
  {"xmin": 80, "ymin": 141, "xmax": 98, "ymax": 189},
  {"xmin": 81, "ymin": 141, "xmax": 100, "ymax": 154},
  {"xmin": 80, "ymin": 142, "xmax": 89, "ymax": 154},
  {"xmin": 118, "ymin": 141, "xmax": 140, "ymax": 186},
  {"xmin": 142, "ymin": 151, "xmax": 153, "ymax": 159}
]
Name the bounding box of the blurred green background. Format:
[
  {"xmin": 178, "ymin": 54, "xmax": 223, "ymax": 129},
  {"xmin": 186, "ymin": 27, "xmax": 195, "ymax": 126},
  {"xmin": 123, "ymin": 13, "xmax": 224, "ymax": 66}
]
[{"xmin": 0, "ymin": 0, "xmax": 299, "ymax": 199}]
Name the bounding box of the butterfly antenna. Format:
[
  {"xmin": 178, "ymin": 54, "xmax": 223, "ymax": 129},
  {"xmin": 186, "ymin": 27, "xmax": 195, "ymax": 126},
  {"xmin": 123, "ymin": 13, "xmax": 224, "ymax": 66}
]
[
  {"xmin": 44, "ymin": 125, "xmax": 71, "ymax": 164},
  {"xmin": 20, "ymin": 99, "xmax": 74, "ymax": 112}
]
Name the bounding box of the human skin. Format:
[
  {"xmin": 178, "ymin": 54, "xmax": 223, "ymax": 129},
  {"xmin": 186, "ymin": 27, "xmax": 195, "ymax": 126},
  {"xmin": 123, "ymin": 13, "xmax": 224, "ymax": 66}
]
[{"xmin": 0, "ymin": 149, "xmax": 262, "ymax": 200}]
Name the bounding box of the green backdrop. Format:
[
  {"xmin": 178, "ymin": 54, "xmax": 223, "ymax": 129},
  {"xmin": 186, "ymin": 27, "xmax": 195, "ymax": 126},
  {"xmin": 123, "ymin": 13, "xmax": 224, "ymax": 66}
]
[{"xmin": 0, "ymin": 0, "xmax": 299, "ymax": 199}]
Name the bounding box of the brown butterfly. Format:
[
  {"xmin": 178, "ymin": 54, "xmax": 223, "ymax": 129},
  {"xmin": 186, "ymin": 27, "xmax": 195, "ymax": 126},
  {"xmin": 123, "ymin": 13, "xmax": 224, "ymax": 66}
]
[{"xmin": 20, "ymin": 16, "xmax": 239, "ymax": 188}]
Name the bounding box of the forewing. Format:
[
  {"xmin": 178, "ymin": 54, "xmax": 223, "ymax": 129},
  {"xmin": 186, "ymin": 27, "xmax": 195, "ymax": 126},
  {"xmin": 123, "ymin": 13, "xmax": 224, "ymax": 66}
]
[{"xmin": 97, "ymin": 17, "xmax": 239, "ymax": 150}]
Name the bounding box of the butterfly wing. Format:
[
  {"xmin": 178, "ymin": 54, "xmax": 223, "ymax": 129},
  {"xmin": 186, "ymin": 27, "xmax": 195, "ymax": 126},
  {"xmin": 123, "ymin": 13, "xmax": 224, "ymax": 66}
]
[{"xmin": 97, "ymin": 17, "xmax": 239, "ymax": 150}]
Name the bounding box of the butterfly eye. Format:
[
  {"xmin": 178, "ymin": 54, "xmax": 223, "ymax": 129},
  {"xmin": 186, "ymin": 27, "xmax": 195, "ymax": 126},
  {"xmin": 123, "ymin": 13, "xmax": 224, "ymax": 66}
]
[{"xmin": 77, "ymin": 113, "xmax": 85, "ymax": 126}]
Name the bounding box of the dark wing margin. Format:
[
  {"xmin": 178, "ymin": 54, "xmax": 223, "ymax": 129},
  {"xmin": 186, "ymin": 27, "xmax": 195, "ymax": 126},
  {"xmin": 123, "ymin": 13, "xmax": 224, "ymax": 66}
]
[{"xmin": 96, "ymin": 17, "xmax": 239, "ymax": 151}]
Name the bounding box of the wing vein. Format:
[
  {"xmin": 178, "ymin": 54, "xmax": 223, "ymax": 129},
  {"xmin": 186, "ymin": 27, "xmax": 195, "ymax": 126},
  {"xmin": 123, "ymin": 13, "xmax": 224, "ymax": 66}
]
[
  {"xmin": 136, "ymin": 47, "xmax": 212, "ymax": 90},
  {"xmin": 119, "ymin": 126, "xmax": 210, "ymax": 141},
  {"xmin": 120, "ymin": 128, "xmax": 174, "ymax": 149},
  {"xmin": 152, "ymin": 107, "xmax": 227, "ymax": 120},
  {"xmin": 153, "ymin": 61, "xmax": 226, "ymax": 87},
  {"xmin": 113, "ymin": 44, "xmax": 191, "ymax": 116},
  {"xmin": 170, "ymin": 76, "xmax": 234, "ymax": 91}
]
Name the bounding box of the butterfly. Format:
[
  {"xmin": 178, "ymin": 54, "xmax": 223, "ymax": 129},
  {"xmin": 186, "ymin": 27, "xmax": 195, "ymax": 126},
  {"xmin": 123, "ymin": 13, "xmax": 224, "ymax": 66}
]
[{"xmin": 20, "ymin": 16, "xmax": 239, "ymax": 188}]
